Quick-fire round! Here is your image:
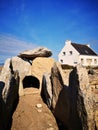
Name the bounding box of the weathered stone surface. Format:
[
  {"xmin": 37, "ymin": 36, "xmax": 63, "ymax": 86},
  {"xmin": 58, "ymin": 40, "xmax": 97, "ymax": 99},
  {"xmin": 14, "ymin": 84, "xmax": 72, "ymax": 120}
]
[
  {"xmin": 41, "ymin": 63, "xmax": 98, "ymax": 130},
  {"xmin": 51, "ymin": 62, "xmax": 70, "ymax": 129},
  {"xmin": 0, "ymin": 57, "xmax": 31, "ymax": 96},
  {"xmin": 0, "ymin": 59, "xmax": 19, "ymax": 130},
  {"xmin": 31, "ymin": 57, "xmax": 55, "ymax": 89},
  {"xmin": 41, "ymin": 73, "xmax": 52, "ymax": 108},
  {"xmin": 51, "ymin": 62, "xmax": 68, "ymax": 110},
  {"xmin": 0, "ymin": 58, "xmax": 11, "ymax": 84},
  {"xmin": 11, "ymin": 56, "xmax": 31, "ymax": 95},
  {"xmin": 68, "ymin": 65, "xmax": 95, "ymax": 130},
  {"xmin": 88, "ymin": 74, "xmax": 98, "ymax": 129},
  {"xmin": 89, "ymin": 74, "xmax": 98, "ymax": 85},
  {"xmin": 18, "ymin": 47, "xmax": 52, "ymax": 60},
  {"xmin": 41, "ymin": 62, "xmax": 70, "ymax": 129}
]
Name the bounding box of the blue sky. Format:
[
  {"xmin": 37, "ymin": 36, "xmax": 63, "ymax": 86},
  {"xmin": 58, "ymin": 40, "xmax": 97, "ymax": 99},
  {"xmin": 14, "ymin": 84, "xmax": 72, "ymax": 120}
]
[{"xmin": 0, "ymin": 0, "xmax": 98, "ymax": 63}]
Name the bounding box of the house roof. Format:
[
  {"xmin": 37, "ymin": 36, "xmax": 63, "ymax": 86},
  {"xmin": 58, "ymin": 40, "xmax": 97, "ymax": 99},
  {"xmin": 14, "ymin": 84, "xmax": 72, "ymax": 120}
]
[{"xmin": 71, "ymin": 43, "xmax": 97, "ymax": 56}]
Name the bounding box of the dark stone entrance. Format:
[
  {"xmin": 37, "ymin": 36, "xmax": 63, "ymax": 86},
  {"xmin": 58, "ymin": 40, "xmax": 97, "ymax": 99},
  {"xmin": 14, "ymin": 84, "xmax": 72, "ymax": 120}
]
[{"xmin": 22, "ymin": 75, "xmax": 40, "ymax": 89}]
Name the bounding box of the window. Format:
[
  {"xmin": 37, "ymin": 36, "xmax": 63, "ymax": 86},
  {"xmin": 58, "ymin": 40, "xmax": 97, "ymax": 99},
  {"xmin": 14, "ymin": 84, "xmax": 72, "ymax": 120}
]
[
  {"xmin": 94, "ymin": 59, "xmax": 97, "ymax": 64},
  {"xmin": 63, "ymin": 52, "xmax": 66, "ymax": 55},
  {"xmin": 74, "ymin": 62, "xmax": 77, "ymax": 64},
  {"xmin": 74, "ymin": 59, "xmax": 77, "ymax": 64},
  {"xmin": 86, "ymin": 59, "xmax": 92, "ymax": 65},
  {"xmin": 69, "ymin": 51, "xmax": 72, "ymax": 55},
  {"xmin": 60, "ymin": 59, "xmax": 63, "ymax": 63},
  {"xmin": 81, "ymin": 58, "xmax": 84, "ymax": 64}
]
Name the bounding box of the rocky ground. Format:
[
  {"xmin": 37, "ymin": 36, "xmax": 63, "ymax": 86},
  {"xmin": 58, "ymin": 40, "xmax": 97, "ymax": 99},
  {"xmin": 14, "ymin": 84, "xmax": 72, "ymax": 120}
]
[{"xmin": 11, "ymin": 88, "xmax": 58, "ymax": 130}]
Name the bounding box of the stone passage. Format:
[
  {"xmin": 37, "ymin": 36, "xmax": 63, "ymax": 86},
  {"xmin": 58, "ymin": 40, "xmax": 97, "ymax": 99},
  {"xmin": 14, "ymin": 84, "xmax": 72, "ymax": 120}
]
[{"xmin": 22, "ymin": 75, "xmax": 40, "ymax": 89}]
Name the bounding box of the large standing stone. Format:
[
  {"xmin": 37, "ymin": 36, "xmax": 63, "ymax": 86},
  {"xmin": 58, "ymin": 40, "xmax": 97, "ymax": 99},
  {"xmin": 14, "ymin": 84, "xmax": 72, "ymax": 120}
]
[
  {"xmin": 41, "ymin": 73, "xmax": 52, "ymax": 108},
  {"xmin": 31, "ymin": 57, "xmax": 55, "ymax": 90},
  {"xmin": 0, "ymin": 59, "xmax": 19, "ymax": 130},
  {"xmin": 75, "ymin": 65, "xmax": 94, "ymax": 130},
  {"xmin": 68, "ymin": 65, "xmax": 95, "ymax": 130},
  {"xmin": 51, "ymin": 62, "xmax": 70, "ymax": 129},
  {"xmin": 11, "ymin": 56, "xmax": 31, "ymax": 95},
  {"xmin": 0, "ymin": 57, "xmax": 31, "ymax": 96}
]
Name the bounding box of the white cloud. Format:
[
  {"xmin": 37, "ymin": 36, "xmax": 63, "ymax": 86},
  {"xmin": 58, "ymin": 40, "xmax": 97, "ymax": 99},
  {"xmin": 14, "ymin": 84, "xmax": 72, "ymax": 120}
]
[{"xmin": 0, "ymin": 33, "xmax": 38, "ymax": 63}]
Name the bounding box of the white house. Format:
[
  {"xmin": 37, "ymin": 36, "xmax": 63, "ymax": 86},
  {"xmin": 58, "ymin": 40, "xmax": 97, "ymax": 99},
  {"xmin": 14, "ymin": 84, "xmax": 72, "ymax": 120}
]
[{"xmin": 58, "ymin": 40, "xmax": 98, "ymax": 66}]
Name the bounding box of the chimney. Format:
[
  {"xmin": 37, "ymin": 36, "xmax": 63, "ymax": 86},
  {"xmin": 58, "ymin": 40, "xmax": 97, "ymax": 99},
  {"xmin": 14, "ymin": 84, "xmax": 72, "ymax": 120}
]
[
  {"xmin": 65, "ymin": 40, "xmax": 71, "ymax": 45},
  {"xmin": 86, "ymin": 44, "xmax": 90, "ymax": 47}
]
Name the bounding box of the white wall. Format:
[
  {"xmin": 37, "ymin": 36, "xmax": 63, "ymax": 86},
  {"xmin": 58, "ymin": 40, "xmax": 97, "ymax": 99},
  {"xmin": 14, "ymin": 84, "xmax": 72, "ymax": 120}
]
[
  {"xmin": 58, "ymin": 41, "xmax": 79, "ymax": 66},
  {"xmin": 79, "ymin": 55, "xmax": 98, "ymax": 66}
]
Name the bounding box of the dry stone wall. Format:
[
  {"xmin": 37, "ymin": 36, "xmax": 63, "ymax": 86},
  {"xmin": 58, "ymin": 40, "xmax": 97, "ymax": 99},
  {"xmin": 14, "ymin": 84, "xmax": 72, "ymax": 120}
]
[{"xmin": 89, "ymin": 74, "xmax": 98, "ymax": 129}]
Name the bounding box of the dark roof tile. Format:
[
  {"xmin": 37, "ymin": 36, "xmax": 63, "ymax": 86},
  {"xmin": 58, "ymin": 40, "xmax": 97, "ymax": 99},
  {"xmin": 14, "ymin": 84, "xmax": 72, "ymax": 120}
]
[{"xmin": 71, "ymin": 43, "xmax": 97, "ymax": 56}]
